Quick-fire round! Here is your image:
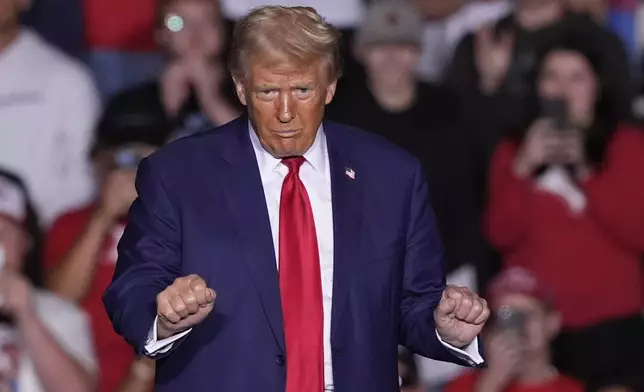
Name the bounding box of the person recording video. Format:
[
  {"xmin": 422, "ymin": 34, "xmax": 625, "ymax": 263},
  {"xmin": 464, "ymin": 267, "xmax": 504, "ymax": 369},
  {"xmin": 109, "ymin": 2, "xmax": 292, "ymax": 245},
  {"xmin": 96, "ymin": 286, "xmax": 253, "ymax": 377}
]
[
  {"xmin": 0, "ymin": 169, "xmax": 96, "ymax": 392},
  {"xmin": 44, "ymin": 106, "xmax": 167, "ymax": 392},
  {"xmin": 484, "ymin": 32, "xmax": 644, "ymax": 391},
  {"xmin": 104, "ymin": 0, "xmax": 241, "ymax": 145},
  {"xmin": 446, "ymin": 267, "xmax": 583, "ymax": 392}
]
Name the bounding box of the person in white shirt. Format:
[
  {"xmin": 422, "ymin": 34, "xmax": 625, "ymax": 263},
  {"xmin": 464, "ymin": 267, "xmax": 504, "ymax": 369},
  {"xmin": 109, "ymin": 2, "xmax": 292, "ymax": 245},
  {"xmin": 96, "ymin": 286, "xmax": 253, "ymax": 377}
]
[
  {"xmin": 0, "ymin": 0, "xmax": 100, "ymax": 226},
  {"xmin": 0, "ymin": 169, "xmax": 97, "ymax": 392}
]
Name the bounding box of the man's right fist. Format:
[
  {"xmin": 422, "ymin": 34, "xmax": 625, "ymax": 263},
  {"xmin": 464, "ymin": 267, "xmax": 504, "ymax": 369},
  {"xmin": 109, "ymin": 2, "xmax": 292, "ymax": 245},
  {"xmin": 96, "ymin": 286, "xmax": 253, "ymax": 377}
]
[{"xmin": 156, "ymin": 274, "xmax": 216, "ymax": 339}]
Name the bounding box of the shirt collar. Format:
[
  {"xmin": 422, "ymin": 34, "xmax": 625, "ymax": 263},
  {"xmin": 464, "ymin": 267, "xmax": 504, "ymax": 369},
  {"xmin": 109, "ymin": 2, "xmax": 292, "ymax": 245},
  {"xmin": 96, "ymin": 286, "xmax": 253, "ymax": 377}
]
[{"xmin": 248, "ymin": 121, "xmax": 328, "ymax": 176}]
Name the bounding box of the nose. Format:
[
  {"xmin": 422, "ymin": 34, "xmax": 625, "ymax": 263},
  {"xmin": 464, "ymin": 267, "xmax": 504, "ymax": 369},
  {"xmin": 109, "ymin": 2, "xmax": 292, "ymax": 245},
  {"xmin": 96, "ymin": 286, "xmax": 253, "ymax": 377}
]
[{"xmin": 277, "ymin": 91, "xmax": 295, "ymax": 123}]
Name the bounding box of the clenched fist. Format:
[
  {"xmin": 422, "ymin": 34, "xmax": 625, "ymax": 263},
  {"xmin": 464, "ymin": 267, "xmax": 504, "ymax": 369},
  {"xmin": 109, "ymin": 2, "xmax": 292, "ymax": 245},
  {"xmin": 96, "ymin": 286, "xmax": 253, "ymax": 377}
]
[
  {"xmin": 434, "ymin": 286, "xmax": 490, "ymax": 348},
  {"xmin": 156, "ymin": 274, "xmax": 216, "ymax": 339}
]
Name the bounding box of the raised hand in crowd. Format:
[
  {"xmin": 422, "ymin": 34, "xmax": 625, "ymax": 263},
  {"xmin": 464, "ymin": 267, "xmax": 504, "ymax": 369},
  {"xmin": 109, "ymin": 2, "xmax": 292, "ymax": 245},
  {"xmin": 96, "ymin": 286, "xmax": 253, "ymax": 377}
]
[
  {"xmin": 513, "ymin": 119, "xmax": 562, "ymax": 177},
  {"xmin": 0, "ymin": 270, "xmax": 34, "ymax": 325},
  {"xmin": 161, "ymin": 60, "xmax": 192, "ymax": 117},
  {"xmin": 474, "ymin": 330, "xmax": 523, "ymax": 392},
  {"xmin": 46, "ymin": 145, "xmax": 152, "ymax": 303},
  {"xmin": 475, "ymin": 25, "xmax": 513, "ymax": 95},
  {"xmin": 97, "ymin": 169, "xmax": 138, "ymax": 223},
  {"xmin": 114, "ymin": 357, "xmax": 155, "ymax": 392},
  {"xmin": 558, "ymin": 130, "xmax": 590, "ymax": 180},
  {"xmin": 161, "ymin": 53, "xmax": 237, "ymax": 126}
]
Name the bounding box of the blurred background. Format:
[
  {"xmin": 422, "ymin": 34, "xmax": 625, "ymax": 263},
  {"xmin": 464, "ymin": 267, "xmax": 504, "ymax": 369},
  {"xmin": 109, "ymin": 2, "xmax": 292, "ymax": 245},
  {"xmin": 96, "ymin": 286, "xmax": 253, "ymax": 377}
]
[{"xmin": 0, "ymin": 0, "xmax": 642, "ymax": 391}]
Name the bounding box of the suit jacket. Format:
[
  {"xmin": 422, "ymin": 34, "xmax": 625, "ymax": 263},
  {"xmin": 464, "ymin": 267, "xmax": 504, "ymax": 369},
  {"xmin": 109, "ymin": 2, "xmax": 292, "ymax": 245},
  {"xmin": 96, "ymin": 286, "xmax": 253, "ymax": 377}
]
[{"xmin": 103, "ymin": 115, "xmax": 477, "ymax": 391}]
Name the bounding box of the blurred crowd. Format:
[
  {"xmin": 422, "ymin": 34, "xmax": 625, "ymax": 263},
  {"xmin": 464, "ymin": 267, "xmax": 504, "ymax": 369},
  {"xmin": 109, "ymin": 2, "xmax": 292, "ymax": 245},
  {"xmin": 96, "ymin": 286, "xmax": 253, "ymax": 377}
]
[{"xmin": 0, "ymin": 0, "xmax": 643, "ymax": 391}]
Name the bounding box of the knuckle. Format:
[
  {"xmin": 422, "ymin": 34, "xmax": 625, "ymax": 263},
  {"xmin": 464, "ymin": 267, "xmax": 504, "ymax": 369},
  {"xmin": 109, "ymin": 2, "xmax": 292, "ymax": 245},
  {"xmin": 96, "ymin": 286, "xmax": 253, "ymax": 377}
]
[{"xmin": 173, "ymin": 301, "xmax": 187, "ymax": 313}]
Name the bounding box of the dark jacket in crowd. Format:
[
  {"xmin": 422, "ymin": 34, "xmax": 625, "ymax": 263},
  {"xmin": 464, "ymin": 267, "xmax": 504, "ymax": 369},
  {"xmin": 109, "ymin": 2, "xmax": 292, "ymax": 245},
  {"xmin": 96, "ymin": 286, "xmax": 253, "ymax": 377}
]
[
  {"xmin": 327, "ymin": 79, "xmax": 487, "ymax": 282},
  {"xmin": 444, "ymin": 12, "xmax": 633, "ymax": 165}
]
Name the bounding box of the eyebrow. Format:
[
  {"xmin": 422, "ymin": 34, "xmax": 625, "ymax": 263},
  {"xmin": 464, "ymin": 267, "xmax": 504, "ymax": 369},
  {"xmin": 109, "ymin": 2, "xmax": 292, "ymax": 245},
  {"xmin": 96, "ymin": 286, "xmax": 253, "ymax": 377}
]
[{"xmin": 253, "ymin": 82, "xmax": 317, "ymax": 91}]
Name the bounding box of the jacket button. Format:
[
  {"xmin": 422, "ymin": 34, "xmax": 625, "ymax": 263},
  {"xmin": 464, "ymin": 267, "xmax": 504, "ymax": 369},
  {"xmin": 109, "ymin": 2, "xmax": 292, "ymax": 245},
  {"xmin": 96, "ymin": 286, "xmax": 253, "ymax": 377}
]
[{"xmin": 276, "ymin": 354, "xmax": 285, "ymax": 366}]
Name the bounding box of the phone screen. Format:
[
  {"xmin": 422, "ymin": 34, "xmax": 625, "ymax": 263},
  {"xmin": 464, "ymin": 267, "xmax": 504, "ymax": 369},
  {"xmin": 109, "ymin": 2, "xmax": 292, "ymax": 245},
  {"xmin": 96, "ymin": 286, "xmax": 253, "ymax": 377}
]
[
  {"xmin": 494, "ymin": 305, "xmax": 527, "ymax": 338},
  {"xmin": 540, "ymin": 98, "xmax": 568, "ymax": 130}
]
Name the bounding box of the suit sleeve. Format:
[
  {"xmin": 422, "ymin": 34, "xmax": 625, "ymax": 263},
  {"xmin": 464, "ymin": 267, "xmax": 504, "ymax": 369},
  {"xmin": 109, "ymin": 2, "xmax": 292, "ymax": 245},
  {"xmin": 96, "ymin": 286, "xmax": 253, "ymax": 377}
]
[
  {"xmin": 102, "ymin": 158, "xmax": 183, "ymax": 356},
  {"xmin": 397, "ymin": 159, "xmax": 471, "ymax": 365}
]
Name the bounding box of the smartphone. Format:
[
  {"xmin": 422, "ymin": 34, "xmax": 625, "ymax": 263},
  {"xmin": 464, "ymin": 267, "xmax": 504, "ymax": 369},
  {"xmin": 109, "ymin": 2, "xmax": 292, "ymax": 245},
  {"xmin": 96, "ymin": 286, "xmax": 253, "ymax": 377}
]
[
  {"xmin": 540, "ymin": 97, "xmax": 568, "ymax": 130},
  {"xmin": 494, "ymin": 305, "xmax": 527, "ymax": 338}
]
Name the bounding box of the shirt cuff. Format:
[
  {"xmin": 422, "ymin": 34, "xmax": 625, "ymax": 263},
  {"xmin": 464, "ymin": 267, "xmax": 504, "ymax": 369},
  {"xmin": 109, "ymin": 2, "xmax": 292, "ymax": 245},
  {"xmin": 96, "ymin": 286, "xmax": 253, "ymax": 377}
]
[
  {"xmin": 435, "ymin": 329, "xmax": 484, "ymax": 366},
  {"xmin": 144, "ymin": 315, "xmax": 192, "ymax": 356}
]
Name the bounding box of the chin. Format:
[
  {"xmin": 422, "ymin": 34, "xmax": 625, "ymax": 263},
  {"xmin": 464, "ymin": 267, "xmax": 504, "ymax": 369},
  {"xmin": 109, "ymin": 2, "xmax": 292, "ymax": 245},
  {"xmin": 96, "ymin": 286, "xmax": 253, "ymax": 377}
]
[{"xmin": 266, "ymin": 140, "xmax": 310, "ymax": 158}]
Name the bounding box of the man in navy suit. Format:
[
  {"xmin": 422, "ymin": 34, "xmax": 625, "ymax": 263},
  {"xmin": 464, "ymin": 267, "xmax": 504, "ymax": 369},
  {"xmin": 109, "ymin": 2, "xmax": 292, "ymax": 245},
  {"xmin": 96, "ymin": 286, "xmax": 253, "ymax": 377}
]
[{"xmin": 103, "ymin": 5, "xmax": 490, "ymax": 392}]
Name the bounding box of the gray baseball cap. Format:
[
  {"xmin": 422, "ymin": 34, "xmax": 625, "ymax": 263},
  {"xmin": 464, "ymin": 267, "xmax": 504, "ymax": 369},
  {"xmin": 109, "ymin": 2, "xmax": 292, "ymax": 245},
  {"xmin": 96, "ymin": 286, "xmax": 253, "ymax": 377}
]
[{"xmin": 356, "ymin": 1, "xmax": 423, "ymax": 48}]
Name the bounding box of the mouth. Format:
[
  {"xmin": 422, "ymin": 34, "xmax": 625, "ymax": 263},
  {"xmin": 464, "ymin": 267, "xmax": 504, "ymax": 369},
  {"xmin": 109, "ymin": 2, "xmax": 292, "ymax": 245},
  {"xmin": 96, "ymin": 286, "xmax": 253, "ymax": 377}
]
[{"xmin": 274, "ymin": 129, "xmax": 301, "ymax": 137}]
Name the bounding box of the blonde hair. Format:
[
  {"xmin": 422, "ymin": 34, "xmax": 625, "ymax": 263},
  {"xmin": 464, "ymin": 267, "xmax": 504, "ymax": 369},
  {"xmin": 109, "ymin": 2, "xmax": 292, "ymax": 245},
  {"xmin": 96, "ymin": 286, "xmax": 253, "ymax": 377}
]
[{"xmin": 229, "ymin": 6, "xmax": 343, "ymax": 81}]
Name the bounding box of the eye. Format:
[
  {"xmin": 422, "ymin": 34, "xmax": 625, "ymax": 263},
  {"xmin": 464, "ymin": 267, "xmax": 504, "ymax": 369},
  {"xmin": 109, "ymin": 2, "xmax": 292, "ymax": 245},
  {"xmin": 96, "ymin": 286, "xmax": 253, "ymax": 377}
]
[
  {"xmin": 294, "ymin": 87, "xmax": 312, "ymax": 97},
  {"xmin": 257, "ymin": 89, "xmax": 278, "ymax": 99}
]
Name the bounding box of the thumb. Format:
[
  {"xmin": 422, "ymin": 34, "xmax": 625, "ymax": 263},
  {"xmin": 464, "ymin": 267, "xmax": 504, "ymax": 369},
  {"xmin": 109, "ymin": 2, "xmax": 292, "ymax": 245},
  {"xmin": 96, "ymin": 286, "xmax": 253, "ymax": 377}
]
[{"xmin": 197, "ymin": 301, "xmax": 215, "ymax": 318}]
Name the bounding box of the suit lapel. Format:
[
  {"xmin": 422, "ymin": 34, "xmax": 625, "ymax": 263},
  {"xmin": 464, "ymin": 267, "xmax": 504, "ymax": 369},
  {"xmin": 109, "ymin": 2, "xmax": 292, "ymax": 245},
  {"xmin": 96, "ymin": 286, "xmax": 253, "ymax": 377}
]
[
  {"xmin": 218, "ymin": 119, "xmax": 285, "ymax": 353},
  {"xmin": 325, "ymin": 122, "xmax": 364, "ymax": 342}
]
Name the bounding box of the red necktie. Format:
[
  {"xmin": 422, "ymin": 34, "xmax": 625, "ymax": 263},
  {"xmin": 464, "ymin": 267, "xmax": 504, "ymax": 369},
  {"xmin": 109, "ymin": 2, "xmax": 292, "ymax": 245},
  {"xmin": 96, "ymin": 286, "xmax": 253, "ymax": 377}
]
[{"xmin": 279, "ymin": 157, "xmax": 324, "ymax": 392}]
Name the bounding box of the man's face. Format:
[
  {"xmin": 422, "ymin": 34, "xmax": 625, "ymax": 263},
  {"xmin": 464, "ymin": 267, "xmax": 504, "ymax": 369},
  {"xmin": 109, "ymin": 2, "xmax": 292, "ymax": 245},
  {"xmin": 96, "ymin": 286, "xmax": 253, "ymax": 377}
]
[
  {"xmin": 362, "ymin": 44, "xmax": 420, "ymax": 88},
  {"xmin": 159, "ymin": 0, "xmax": 223, "ymax": 59},
  {"xmin": 234, "ymin": 58, "xmax": 337, "ymax": 158},
  {"xmin": 0, "ymin": 0, "xmax": 29, "ymax": 34}
]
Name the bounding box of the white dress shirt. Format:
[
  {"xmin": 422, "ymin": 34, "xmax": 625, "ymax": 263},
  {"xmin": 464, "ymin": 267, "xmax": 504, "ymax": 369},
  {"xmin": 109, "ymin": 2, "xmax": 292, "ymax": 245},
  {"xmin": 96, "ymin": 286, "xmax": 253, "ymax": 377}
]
[{"xmin": 145, "ymin": 125, "xmax": 483, "ymax": 390}]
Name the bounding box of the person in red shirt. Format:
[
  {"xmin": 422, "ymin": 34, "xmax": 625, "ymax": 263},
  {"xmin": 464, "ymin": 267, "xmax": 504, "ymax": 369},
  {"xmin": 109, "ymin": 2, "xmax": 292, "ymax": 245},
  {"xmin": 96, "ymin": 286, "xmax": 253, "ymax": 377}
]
[
  {"xmin": 484, "ymin": 31, "xmax": 644, "ymax": 391},
  {"xmin": 44, "ymin": 104, "xmax": 167, "ymax": 392},
  {"xmin": 445, "ymin": 267, "xmax": 583, "ymax": 392}
]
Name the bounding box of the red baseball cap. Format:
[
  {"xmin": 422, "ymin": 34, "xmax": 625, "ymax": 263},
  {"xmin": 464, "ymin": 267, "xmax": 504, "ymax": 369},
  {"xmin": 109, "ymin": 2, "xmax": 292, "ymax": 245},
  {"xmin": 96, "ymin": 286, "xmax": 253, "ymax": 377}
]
[{"xmin": 487, "ymin": 267, "xmax": 554, "ymax": 307}]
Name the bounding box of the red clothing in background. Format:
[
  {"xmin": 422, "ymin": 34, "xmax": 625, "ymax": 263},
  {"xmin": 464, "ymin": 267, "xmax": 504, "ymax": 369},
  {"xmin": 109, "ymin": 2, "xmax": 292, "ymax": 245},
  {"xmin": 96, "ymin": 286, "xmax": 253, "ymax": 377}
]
[
  {"xmin": 484, "ymin": 126, "xmax": 644, "ymax": 328},
  {"xmin": 44, "ymin": 206, "xmax": 132, "ymax": 392},
  {"xmin": 445, "ymin": 370, "xmax": 584, "ymax": 392},
  {"xmin": 83, "ymin": 0, "xmax": 157, "ymax": 50}
]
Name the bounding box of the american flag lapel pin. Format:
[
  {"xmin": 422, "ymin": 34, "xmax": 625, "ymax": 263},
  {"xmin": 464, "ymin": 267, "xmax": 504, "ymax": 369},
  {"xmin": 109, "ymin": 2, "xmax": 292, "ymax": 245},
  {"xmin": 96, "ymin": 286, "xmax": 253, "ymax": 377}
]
[{"xmin": 345, "ymin": 167, "xmax": 355, "ymax": 180}]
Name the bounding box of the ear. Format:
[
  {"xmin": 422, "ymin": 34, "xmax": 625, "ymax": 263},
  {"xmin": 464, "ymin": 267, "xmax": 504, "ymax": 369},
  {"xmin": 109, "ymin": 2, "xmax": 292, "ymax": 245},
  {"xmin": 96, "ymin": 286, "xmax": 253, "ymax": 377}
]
[
  {"xmin": 233, "ymin": 76, "xmax": 248, "ymax": 106},
  {"xmin": 324, "ymin": 80, "xmax": 338, "ymax": 105}
]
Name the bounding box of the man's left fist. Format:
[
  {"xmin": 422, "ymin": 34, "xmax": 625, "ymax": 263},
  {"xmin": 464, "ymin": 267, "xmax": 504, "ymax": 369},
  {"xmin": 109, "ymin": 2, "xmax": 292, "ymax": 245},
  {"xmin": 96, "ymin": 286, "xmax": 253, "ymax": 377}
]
[{"xmin": 434, "ymin": 286, "xmax": 490, "ymax": 348}]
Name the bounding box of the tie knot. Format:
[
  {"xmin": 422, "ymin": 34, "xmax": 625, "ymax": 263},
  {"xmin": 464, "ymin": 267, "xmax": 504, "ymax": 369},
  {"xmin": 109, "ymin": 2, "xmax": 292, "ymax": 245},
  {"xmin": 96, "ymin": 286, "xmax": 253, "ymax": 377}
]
[{"xmin": 281, "ymin": 156, "xmax": 306, "ymax": 174}]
